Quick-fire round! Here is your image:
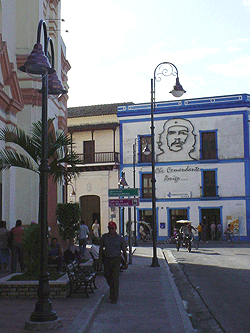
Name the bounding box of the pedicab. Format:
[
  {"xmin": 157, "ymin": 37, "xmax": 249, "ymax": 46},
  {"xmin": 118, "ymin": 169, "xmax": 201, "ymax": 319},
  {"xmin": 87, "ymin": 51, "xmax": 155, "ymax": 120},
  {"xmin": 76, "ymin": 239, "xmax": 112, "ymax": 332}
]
[
  {"xmin": 137, "ymin": 221, "xmax": 153, "ymax": 242},
  {"xmin": 175, "ymin": 220, "xmax": 195, "ymax": 252}
]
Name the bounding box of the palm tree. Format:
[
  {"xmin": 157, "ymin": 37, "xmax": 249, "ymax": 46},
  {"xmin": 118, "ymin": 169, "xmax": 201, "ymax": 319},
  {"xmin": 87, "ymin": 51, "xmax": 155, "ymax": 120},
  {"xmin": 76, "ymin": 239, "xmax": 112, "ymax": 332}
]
[
  {"xmin": 0, "ymin": 119, "xmax": 80, "ymax": 221},
  {"xmin": 0, "ymin": 118, "xmax": 79, "ymax": 181}
]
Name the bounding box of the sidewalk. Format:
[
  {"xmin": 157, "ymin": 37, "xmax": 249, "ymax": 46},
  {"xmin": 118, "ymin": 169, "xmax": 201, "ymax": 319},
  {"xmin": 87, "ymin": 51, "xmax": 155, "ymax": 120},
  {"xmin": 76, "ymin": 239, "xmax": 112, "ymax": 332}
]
[
  {"xmin": 86, "ymin": 246, "xmax": 194, "ymax": 333},
  {"xmin": 0, "ymin": 246, "xmax": 194, "ymax": 333}
]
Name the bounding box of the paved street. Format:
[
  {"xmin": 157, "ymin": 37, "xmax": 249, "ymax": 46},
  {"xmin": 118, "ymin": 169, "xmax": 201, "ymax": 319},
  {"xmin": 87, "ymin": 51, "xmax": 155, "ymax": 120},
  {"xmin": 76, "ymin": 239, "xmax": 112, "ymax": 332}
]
[{"xmin": 163, "ymin": 243, "xmax": 250, "ymax": 333}]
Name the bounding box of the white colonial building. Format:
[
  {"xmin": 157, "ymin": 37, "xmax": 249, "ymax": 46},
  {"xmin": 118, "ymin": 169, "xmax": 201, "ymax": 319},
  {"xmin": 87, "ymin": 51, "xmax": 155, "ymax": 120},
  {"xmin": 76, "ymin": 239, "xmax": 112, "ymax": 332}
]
[
  {"xmin": 67, "ymin": 103, "xmax": 124, "ymax": 234},
  {"xmin": 0, "ymin": 0, "xmax": 69, "ymax": 239},
  {"xmin": 117, "ymin": 94, "xmax": 250, "ymax": 241}
]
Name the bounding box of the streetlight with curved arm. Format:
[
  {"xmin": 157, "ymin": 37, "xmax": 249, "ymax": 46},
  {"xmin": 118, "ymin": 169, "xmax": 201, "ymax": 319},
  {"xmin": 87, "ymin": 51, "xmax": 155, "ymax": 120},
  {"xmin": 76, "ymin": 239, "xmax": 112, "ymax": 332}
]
[
  {"xmin": 19, "ymin": 19, "xmax": 67, "ymax": 325},
  {"xmin": 150, "ymin": 62, "xmax": 186, "ymax": 267}
]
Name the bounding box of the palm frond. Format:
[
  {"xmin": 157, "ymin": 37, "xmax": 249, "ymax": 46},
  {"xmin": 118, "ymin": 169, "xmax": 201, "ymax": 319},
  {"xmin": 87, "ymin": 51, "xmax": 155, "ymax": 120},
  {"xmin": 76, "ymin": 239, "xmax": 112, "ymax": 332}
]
[
  {"xmin": 0, "ymin": 126, "xmax": 39, "ymax": 163},
  {"xmin": 48, "ymin": 130, "xmax": 72, "ymax": 159},
  {"xmin": 57, "ymin": 147, "xmax": 81, "ymax": 164},
  {"xmin": 48, "ymin": 148, "xmax": 81, "ymax": 183},
  {"xmin": 0, "ymin": 149, "xmax": 39, "ymax": 173},
  {"xmin": 29, "ymin": 121, "xmax": 42, "ymax": 154}
]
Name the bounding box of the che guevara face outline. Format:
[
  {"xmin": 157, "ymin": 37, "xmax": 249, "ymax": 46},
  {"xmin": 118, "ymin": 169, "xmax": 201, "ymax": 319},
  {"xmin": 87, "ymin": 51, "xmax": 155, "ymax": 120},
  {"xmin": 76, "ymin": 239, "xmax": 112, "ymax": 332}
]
[
  {"xmin": 167, "ymin": 125, "xmax": 189, "ymax": 152},
  {"xmin": 157, "ymin": 118, "xmax": 196, "ymax": 161}
]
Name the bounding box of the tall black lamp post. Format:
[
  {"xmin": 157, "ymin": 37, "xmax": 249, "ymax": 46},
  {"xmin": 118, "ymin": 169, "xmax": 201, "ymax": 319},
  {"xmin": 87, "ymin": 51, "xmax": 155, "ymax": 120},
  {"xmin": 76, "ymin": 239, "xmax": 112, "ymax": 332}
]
[
  {"xmin": 19, "ymin": 20, "xmax": 67, "ymax": 324},
  {"xmin": 118, "ymin": 170, "xmax": 128, "ymax": 236},
  {"xmin": 132, "ymin": 140, "xmax": 138, "ymax": 246},
  {"xmin": 150, "ymin": 62, "xmax": 186, "ymax": 267},
  {"xmin": 118, "ymin": 171, "xmax": 132, "ymax": 264}
]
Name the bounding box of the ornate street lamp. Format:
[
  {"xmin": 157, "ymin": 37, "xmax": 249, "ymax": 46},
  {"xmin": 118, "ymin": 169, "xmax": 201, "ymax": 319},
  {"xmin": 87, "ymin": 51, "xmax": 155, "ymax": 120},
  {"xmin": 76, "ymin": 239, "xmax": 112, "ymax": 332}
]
[
  {"xmin": 118, "ymin": 171, "xmax": 132, "ymax": 264},
  {"xmin": 19, "ymin": 19, "xmax": 67, "ymax": 325},
  {"xmin": 150, "ymin": 62, "xmax": 185, "ymax": 267},
  {"xmin": 132, "ymin": 138, "xmax": 150, "ymax": 246},
  {"xmin": 118, "ymin": 170, "xmax": 128, "ymax": 236}
]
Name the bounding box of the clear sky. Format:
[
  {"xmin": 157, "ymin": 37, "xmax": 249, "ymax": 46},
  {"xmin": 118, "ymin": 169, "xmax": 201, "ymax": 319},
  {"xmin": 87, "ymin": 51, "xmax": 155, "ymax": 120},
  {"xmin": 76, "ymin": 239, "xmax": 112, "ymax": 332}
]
[{"xmin": 61, "ymin": 0, "xmax": 250, "ymax": 107}]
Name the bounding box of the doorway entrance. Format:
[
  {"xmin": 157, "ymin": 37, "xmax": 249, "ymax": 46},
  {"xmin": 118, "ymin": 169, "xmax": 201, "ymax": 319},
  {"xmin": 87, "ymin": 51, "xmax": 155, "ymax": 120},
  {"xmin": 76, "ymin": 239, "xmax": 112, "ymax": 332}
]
[
  {"xmin": 80, "ymin": 195, "xmax": 100, "ymax": 235},
  {"xmin": 169, "ymin": 209, "xmax": 188, "ymax": 235},
  {"xmin": 83, "ymin": 140, "xmax": 95, "ymax": 163},
  {"xmin": 139, "ymin": 210, "xmax": 153, "ymax": 228},
  {"xmin": 201, "ymin": 208, "xmax": 221, "ymax": 240}
]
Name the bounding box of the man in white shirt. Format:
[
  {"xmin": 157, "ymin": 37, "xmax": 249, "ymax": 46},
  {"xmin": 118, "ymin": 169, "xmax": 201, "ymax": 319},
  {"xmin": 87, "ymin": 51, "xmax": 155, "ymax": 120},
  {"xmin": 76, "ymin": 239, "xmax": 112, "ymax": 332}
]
[{"xmin": 79, "ymin": 220, "xmax": 89, "ymax": 257}]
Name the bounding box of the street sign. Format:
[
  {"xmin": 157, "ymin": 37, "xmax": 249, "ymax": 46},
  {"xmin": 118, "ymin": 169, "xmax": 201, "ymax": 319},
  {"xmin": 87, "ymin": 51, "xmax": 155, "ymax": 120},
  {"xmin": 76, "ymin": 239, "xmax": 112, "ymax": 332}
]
[
  {"xmin": 108, "ymin": 198, "xmax": 140, "ymax": 207},
  {"xmin": 108, "ymin": 188, "xmax": 139, "ymax": 197},
  {"xmin": 166, "ymin": 191, "xmax": 191, "ymax": 199}
]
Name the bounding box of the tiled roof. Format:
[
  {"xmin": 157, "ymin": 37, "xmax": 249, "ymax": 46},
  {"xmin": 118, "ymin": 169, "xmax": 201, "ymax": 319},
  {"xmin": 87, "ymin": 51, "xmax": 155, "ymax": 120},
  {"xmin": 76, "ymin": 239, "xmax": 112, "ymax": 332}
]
[
  {"xmin": 68, "ymin": 102, "xmax": 134, "ymax": 118},
  {"xmin": 68, "ymin": 122, "xmax": 119, "ymax": 133}
]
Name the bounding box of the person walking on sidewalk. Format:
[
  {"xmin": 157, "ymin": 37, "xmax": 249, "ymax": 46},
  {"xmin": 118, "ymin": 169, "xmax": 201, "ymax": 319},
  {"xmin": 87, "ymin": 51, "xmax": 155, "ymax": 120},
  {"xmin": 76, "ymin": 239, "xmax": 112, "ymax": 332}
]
[
  {"xmin": 79, "ymin": 220, "xmax": 89, "ymax": 258},
  {"xmin": 10, "ymin": 219, "xmax": 25, "ymax": 273},
  {"xmin": 92, "ymin": 219, "xmax": 100, "ymax": 238},
  {"xmin": 99, "ymin": 221, "xmax": 128, "ymax": 304},
  {"xmin": 0, "ymin": 221, "xmax": 10, "ymax": 271},
  {"xmin": 197, "ymin": 223, "xmax": 202, "ymax": 242}
]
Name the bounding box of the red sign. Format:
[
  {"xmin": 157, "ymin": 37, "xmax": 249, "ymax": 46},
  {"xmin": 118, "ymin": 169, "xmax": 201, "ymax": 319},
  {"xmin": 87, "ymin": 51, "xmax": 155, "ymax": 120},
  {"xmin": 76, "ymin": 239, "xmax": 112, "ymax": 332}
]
[{"xmin": 108, "ymin": 198, "xmax": 139, "ymax": 207}]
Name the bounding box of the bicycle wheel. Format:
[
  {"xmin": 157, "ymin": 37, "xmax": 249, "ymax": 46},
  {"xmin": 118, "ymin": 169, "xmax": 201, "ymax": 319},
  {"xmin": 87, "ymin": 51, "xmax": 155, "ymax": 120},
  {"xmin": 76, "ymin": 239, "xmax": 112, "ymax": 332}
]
[
  {"xmin": 232, "ymin": 235, "xmax": 240, "ymax": 242},
  {"xmin": 221, "ymin": 235, "xmax": 228, "ymax": 242},
  {"xmin": 164, "ymin": 236, "xmax": 172, "ymax": 244}
]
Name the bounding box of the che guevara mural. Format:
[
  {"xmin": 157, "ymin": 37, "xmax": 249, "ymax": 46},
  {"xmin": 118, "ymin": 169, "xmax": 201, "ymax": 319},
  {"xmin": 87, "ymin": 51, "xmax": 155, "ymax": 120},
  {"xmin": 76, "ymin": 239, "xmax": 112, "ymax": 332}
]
[
  {"xmin": 155, "ymin": 118, "xmax": 198, "ymax": 198},
  {"xmin": 156, "ymin": 118, "xmax": 196, "ymax": 162}
]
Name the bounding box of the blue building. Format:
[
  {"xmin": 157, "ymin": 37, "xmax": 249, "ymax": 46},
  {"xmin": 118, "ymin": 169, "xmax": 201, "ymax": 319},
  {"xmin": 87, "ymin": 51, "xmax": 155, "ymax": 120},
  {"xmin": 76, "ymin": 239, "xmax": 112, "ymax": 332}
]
[{"xmin": 117, "ymin": 94, "xmax": 250, "ymax": 241}]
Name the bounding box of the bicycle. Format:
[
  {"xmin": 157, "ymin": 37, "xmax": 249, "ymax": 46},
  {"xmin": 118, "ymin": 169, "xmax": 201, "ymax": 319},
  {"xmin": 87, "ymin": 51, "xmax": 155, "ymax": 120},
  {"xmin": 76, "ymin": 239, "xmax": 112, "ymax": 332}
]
[
  {"xmin": 221, "ymin": 232, "xmax": 240, "ymax": 242},
  {"xmin": 144, "ymin": 232, "xmax": 153, "ymax": 242},
  {"xmin": 163, "ymin": 236, "xmax": 176, "ymax": 245},
  {"xmin": 191, "ymin": 237, "xmax": 199, "ymax": 250}
]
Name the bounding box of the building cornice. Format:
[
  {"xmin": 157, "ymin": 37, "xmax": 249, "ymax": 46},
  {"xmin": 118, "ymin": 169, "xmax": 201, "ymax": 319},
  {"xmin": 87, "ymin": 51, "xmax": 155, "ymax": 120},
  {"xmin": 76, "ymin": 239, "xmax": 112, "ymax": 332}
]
[
  {"xmin": 20, "ymin": 88, "xmax": 42, "ymax": 106},
  {"xmin": 68, "ymin": 122, "xmax": 119, "ymax": 133},
  {"xmin": 61, "ymin": 48, "xmax": 71, "ymax": 74},
  {"xmin": 58, "ymin": 115, "xmax": 67, "ymax": 131},
  {"xmin": 48, "ymin": 0, "xmax": 60, "ymax": 7},
  {"xmin": 118, "ymin": 94, "xmax": 250, "ymax": 117},
  {"xmin": 0, "ymin": 35, "xmax": 24, "ymax": 114}
]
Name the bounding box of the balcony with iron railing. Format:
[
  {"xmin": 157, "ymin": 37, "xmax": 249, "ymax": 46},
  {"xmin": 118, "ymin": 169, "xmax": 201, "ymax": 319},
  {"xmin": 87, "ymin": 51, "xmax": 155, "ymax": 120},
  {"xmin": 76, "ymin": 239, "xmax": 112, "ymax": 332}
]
[{"xmin": 77, "ymin": 152, "xmax": 120, "ymax": 165}]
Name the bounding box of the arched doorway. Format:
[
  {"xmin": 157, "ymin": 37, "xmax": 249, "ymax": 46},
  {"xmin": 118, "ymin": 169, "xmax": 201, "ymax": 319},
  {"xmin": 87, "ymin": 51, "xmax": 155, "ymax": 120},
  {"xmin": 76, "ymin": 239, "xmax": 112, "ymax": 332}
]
[{"xmin": 80, "ymin": 195, "xmax": 100, "ymax": 234}]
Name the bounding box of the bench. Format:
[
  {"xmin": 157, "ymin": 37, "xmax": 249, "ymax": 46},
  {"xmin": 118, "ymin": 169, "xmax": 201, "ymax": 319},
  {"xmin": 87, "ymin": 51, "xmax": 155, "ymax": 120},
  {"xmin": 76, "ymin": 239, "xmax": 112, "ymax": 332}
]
[
  {"xmin": 89, "ymin": 251, "xmax": 102, "ymax": 272},
  {"xmin": 64, "ymin": 261, "xmax": 95, "ymax": 297},
  {"xmin": 71, "ymin": 260, "xmax": 98, "ymax": 289},
  {"xmin": 48, "ymin": 264, "xmax": 58, "ymax": 272}
]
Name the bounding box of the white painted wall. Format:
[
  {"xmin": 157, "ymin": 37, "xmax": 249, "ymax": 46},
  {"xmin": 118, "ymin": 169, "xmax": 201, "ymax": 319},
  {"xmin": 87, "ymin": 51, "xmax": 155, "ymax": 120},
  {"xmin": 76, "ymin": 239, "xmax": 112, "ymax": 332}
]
[
  {"xmin": 120, "ymin": 100, "xmax": 248, "ymax": 238},
  {"xmin": 71, "ymin": 169, "xmax": 120, "ymax": 233}
]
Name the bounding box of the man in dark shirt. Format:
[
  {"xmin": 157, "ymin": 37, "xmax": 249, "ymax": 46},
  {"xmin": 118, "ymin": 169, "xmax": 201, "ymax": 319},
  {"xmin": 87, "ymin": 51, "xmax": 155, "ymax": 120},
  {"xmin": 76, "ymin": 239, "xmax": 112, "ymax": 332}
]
[
  {"xmin": 99, "ymin": 221, "xmax": 128, "ymax": 303},
  {"xmin": 48, "ymin": 237, "xmax": 63, "ymax": 271}
]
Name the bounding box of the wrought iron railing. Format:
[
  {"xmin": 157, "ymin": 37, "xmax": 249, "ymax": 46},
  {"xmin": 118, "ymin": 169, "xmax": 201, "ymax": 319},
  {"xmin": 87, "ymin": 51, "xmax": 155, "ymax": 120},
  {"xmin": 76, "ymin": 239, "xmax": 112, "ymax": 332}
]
[{"xmin": 77, "ymin": 152, "xmax": 119, "ymax": 164}]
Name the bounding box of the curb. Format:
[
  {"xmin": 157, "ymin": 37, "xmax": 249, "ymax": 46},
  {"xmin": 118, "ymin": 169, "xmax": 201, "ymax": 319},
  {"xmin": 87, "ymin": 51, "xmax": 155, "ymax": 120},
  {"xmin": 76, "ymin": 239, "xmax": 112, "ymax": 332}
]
[
  {"xmin": 162, "ymin": 249, "xmax": 195, "ymax": 333},
  {"xmin": 67, "ymin": 278, "xmax": 109, "ymax": 333},
  {"xmin": 69, "ymin": 248, "xmax": 194, "ymax": 333},
  {"xmin": 164, "ymin": 249, "xmax": 225, "ymax": 333}
]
